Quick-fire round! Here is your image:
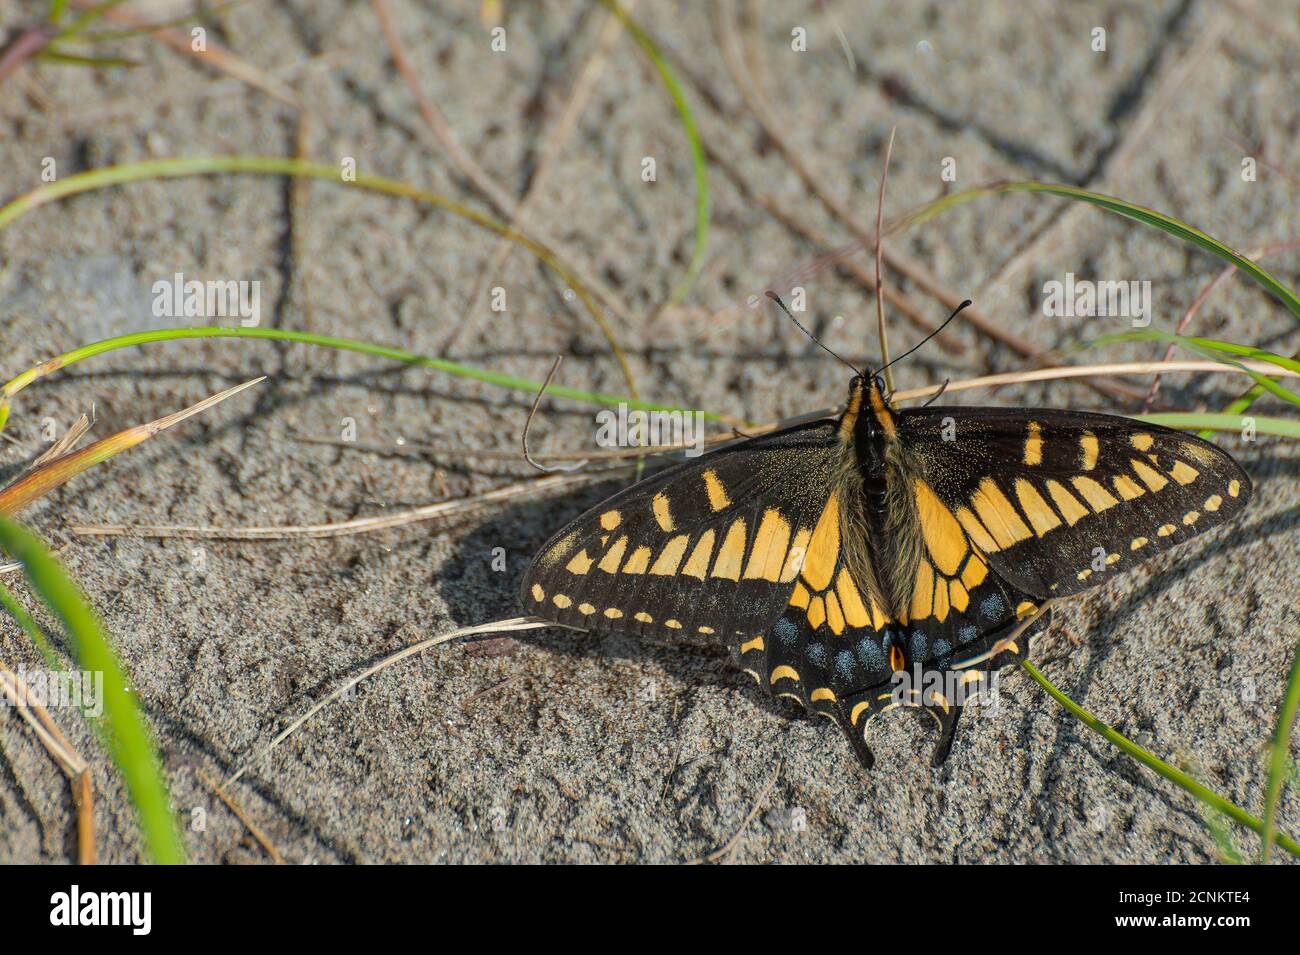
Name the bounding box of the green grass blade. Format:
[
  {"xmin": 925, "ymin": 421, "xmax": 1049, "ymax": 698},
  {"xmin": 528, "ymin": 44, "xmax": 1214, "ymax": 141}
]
[
  {"xmin": 900, "ymin": 182, "xmax": 1300, "ymax": 323},
  {"xmin": 68, "ymin": 0, "xmax": 246, "ymax": 43},
  {"xmin": 1216, "ymin": 348, "xmax": 1298, "ymax": 435},
  {"xmin": 1139, "ymin": 346, "xmax": 1300, "ymax": 410},
  {"xmin": 1009, "ymin": 183, "xmax": 1300, "ymax": 322},
  {"xmin": 1021, "ymin": 660, "xmax": 1300, "ymax": 859},
  {"xmin": 4, "ymin": 329, "xmax": 1290, "ymax": 440},
  {"xmin": 53, "ymin": 0, "xmax": 129, "ymax": 41},
  {"xmin": 1216, "ymin": 356, "xmax": 1300, "ymax": 428},
  {"xmin": 1262, "ymin": 639, "xmax": 1300, "ymax": 862},
  {"xmin": 1089, "ymin": 331, "xmax": 1300, "ymax": 376},
  {"xmin": 1199, "ymin": 803, "xmax": 1245, "ymax": 864},
  {"xmin": 0, "ymin": 578, "xmax": 63, "ymax": 670},
  {"xmin": 36, "ymin": 50, "xmax": 137, "ymax": 68},
  {"xmin": 0, "ymin": 580, "xmax": 106, "ymax": 730},
  {"xmin": 1133, "ymin": 412, "xmax": 1300, "ymax": 439},
  {"xmin": 0, "ymin": 326, "xmax": 725, "ymax": 427},
  {"xmin": 1215, "ymin": 381, "xmax": 1281, "ymax": 441},
  {"xmin": 0, "ymin": 517, "xmax": 185, "ymax": 863},
  {"xmin": 1090, "ymin": 332, "xmax": 1300, "ymax": 437},
  {"xmin": 596, "ymin": 0, "xmax": 710, "ymax": 304},
  {"xmin": 0, "ymin": 154, "xmax": 640, "ymax": 401}
]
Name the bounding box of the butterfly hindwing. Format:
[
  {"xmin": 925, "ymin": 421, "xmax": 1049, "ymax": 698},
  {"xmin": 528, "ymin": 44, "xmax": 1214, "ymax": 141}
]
[
  {"xmin": 896, "ymin": 407, "xmax": 1252, "ymax": 598},
  {"xmin": 521, "ymin": 420, "xmax": 843, "ymax": 642},
  {"xmin": 754, "ymin": 516, "xmax": 1037, "ymax": 698},
  {"xmin": 742, "ymin": 507, "xmax": 1049, "ymax": 766}
]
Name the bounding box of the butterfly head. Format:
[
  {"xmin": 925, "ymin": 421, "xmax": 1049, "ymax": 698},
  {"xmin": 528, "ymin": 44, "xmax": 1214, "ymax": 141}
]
[
  {"xmin": 841, "ymin": 298, "xmax": 976, "ymax": 445},
  {"xmin": 840, "ymin": 372, "xmax": 897, "ymax": 446}
]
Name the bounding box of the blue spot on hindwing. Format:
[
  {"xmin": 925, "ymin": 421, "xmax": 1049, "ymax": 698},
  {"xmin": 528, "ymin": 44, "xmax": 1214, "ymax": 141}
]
[
  {"xmin": 805, "ymin": 642, "xmax": 828, "ymax": 668},
  {"xmin": 933, "ymin": 638, "xmax": 951, "ymax": 658},
  {"xmin": 979, "ymin": 592, "xmax": 1005, "ymax": 621},
  {"xmin": 910, "ymin": 630, "xmax": 928, "ymax": 662},
  {"xmin": 856, "ymin": 638, "xmax": 884, "ymax": 672},
  {"xmin": 774, "ymin": 616, "xmax": 799, "ymax": 647},
  {"xmin": 958, "ymin": 624, "xmax": 979, "ymax": 645},
  {"xmin": 835, "ymin": 650, "xmax": 856, "ymax": 682}
]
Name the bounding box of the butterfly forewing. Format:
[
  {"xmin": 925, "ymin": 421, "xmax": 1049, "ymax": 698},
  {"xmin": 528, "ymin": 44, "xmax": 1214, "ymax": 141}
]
[
  {"xmin": 522, "ymin": 421, "xmax": 843, "ymax": 642},
  {"xmin": 897, "ymin": 407, "xmax": 1252, "ymax": 598}
]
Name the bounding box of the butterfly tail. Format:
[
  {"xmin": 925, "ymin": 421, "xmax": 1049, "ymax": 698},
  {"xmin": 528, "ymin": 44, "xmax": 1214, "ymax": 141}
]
[
  {"xmin": 835, "ymin": 677, "xmax": 966, "ymax": 769},
  {"xmin": 832, "ymin": 701, "xmax": 877, "ymax": 771},
  {"xmin": 835, "ymin": 685, "xmax": 898, "ymax": 771},
  {"xmin": 929, "ymin": 698, "xmax": 963, "ymax": 767},
  {"xmin": 835, "ymin": 606, "xmax": 1053, "ymax": 770}
]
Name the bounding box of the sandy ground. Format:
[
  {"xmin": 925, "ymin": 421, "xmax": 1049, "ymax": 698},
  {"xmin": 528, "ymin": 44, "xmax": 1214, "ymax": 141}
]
[{"xmin": 0, "ymin": 0, "xmax": 1297, "ymax": 863}]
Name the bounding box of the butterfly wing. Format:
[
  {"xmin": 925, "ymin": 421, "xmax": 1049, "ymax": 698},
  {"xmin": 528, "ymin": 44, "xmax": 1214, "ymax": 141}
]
[
  {"xmin": 895, "ymin": 406, "xmax": 1252, "ymax": 598},
  {"xmin": 521, "ymin": 420, "xmax": 845, "ymax": 643}
]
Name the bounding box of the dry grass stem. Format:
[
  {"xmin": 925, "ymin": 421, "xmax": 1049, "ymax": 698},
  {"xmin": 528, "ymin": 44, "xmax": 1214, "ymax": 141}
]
[
  {"xmin": 29, "ymin": 412, "xmax": 91, "ymax": 470},
  {"xmin": 452, "ymin": 0, "xmax": 636, "ymax": 350},
  {"xmin": 688, "ymin": 758, "xmax": 781, "ymax": 864},
  {"xmin": 1145, "ymin": 239, "xmax": 1300, "ymax": 409},
  {"xmin": 523, "ymin": 356, "xmax": 590, "ymax": 473},
  {"xmin": 975, "ymin": 13, "xmax": 1231, "ymax": 300},
  {"xmin": 70, "ymin": 0, "xmax": 303, "ymax": 108},
  {"xmin": 369, "ymin": 0, "xmax": 632, "ymax": 329},
  {"xmin": 0, "ymin": 660, "xmax": 96, "ymax": 864},
  {"xmin": 224, "ymin": 616, "xmax": 565, "ymax": 787},
  {"xmin": 69, "ymin": 471, "xmax": 606, "ymax": 540},
  {"xmin": 0, "ymin": 378, "xmax": 264, "ymax": 516},
  {"xmin": 875, "ymin": 126, "xmax": 897, "ymax": 389},
  {"xmin": 196, "ymin": 768, "xmax": 283, "ymax": 864}
]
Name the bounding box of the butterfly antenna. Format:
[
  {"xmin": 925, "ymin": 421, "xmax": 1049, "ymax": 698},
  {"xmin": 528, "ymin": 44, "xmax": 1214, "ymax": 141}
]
[
  {"xmin": 874, "ymin": 299, "xmax": 972, "ymax": 378},
  {"xmin": 765, "ymin": 290, "xmax": 863, "ymax": 377}
]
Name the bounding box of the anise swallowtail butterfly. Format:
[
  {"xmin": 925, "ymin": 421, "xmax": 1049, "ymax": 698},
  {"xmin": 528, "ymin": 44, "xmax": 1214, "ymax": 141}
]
[{"xmin": 521, "ymin": 371, "xmax": 1251, "ymax": 769}]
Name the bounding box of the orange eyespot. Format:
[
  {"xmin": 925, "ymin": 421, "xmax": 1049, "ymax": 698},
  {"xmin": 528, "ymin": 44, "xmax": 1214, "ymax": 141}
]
[{"xmin": 889, "ymin": 644, "xmax": 906, "ymax": 672}]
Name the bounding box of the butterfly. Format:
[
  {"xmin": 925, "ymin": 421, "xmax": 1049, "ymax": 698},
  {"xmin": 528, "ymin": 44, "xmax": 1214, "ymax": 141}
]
[{"xmin": 520, "ymin": 362, "xmax": 1251, "ymax": 769}]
